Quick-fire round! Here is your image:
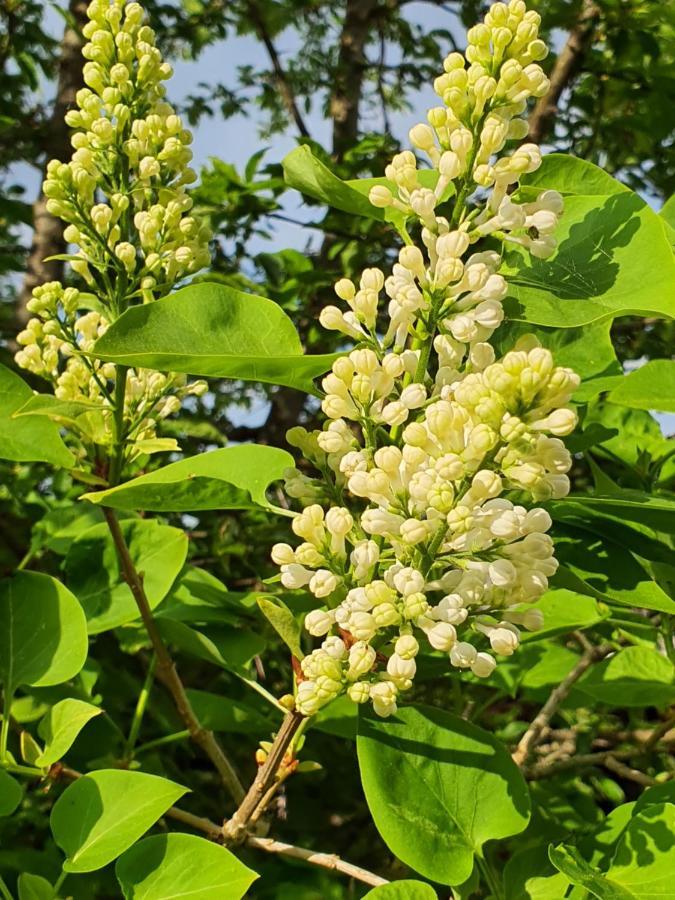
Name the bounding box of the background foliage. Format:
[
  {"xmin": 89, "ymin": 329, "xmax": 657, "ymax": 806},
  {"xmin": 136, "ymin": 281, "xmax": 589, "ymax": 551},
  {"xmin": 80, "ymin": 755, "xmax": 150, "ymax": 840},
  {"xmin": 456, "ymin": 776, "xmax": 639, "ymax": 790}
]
[{"xmin": 0, "ymin": 1, "xmax": 674, "ymax": 898}]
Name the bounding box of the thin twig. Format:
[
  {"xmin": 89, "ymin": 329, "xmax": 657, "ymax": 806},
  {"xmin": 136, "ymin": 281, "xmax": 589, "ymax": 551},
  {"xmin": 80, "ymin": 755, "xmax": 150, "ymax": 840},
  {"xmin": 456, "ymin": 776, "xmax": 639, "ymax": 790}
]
[
  {"xmin": 102, "ymin": 507, "xmax": 246, "ymax": 804},
  {"xmin": 247, "ymin": 836, "xmax": 389, "ymax": 887},
  {"xmin": 525, "ymin": 749, "xmax": 631, "ymax": 779},
  {"xmin": 246, "ymin": 0, "xmax": 310, "ymax": 138},
  {"xmin": 527, "ymin": 0, "xmax": 599, "ymax": 144},
  {"xmin": 603, "ymin": 755, "xmax": 656, "ymax": 787},
  {"xmin": 512, "ymin": 642, "xmax": 612, "ymax": 767},
  {"xmin": 223, "ymin": 710, "xmax": 305, "ymax": 841},
  {"xmin": 49, "ymin": 765, "xmax": 386, "ymax": 888}
]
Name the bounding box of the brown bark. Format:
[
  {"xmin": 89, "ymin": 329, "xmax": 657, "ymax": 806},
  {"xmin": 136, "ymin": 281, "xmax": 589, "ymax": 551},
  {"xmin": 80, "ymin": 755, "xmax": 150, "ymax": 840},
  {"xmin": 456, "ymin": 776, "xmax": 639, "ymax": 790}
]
[
  {"xmin": 16, "ymin": 0, "xmax": 88, "ymax": 326},
  {"xmin": 330, "ymin": 0, "xmax": 379, "ymax": 160},
  {"xmin": 527, "ymin": 0, "xmax": 598, "ymax": 145},
  {"xmin": 247, "ymin": 0, "xmax": 310, "ymax": 138}
]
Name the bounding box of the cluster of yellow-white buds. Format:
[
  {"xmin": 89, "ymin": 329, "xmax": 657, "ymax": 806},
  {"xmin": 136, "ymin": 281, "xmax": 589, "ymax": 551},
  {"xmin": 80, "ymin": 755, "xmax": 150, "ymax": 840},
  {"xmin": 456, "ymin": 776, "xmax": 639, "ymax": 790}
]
[
  {"xmin": 42, "ymin": 0, "xmax": 210, "ymax": 300},
  {"xmin": 276, "ymin": 1, "xmax": 579, "ymax": 719},
  {"xmin": 16, "ymin": 282, "xmax": 207, "ymax": 459},
  {"xmin": 367, "ymin": 0, "xmax": 561, "ymax": 264},
  {"xmin": 15, "ymin": 2, "xmax": 212, "ymax": 472}
]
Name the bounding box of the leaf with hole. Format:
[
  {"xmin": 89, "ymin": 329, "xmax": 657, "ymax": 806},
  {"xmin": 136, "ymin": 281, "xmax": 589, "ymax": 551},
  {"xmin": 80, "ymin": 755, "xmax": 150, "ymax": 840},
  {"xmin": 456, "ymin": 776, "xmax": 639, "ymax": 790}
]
[{"xmin": 81, "ymin": 445, "xmax": 293, "ymax": 513}]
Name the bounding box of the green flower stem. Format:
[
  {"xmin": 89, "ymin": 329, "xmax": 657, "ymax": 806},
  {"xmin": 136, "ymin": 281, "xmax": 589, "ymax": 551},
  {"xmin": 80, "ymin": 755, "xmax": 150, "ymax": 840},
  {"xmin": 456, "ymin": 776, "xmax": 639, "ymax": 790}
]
[
  {"xmin": 123, "ymin": 653, "xmax": 157, "ymax": 759},
  {"xmin": 0, "ymin": 690, "xmax": 13, "ymax": 764},
  {"xmin": 53, "ymin": 871, "xmax": 66, "ymax": 899},
  {"xmin": 477, "ymin": 852, "xmax": 504, "ymax": 900},
  {"xmin": 1, "ymin": 761, "xmax": 43, "ymax": 778},
  {"xmin": 0, "ymin": 874, "xmax": 12, "ymax": 900},
  {"xmin": 108, "ymin": 364, "xmax": 128, "ymax": 487},
  {"xmin": 134, "ymin": 730, "xmax": 190, "ymax": 756}
]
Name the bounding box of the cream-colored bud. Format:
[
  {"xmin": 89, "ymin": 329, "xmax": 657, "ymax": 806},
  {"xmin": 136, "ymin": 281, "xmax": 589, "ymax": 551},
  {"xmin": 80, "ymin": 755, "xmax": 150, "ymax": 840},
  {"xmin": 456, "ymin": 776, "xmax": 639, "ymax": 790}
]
[
  {"xmin": 369, "ymin": 185, "xmax": 394, "ymax": 208},
  {"xmin": 305, "ymin": 609, "xmax": 334, "ymax": 636}
]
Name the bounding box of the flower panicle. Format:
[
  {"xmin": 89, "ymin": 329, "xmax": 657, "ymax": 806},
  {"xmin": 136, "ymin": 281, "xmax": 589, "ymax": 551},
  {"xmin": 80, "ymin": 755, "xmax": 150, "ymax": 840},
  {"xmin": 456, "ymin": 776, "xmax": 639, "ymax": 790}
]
[
  {"xmin": 15, "ymin": 1, "xmax": 211, "ymax": 465},
  {"xmin": 274, "ymin": 0, "xmax": 579, "ymax": 720}
]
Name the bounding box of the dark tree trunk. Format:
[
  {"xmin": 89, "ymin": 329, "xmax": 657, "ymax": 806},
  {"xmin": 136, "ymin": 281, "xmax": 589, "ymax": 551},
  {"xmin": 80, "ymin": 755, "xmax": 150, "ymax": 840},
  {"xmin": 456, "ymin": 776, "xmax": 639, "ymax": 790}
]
[{"xmin": 16, "ymin": 0, "xmax": 88, "ymax": 326}]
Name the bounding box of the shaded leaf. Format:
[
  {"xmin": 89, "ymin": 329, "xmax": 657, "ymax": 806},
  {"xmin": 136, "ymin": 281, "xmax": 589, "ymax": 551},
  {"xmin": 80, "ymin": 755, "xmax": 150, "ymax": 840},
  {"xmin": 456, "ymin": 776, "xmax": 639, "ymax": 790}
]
[
  {"xmin": 64, "ymin": 519, "xmax": 188, "ymax": 633},
  {"xmin": 0, "ymin": 572, "xmax": 88, "ymax": 691},
  {"xmin": 549, "ymin": 844, "xmax": 632, "ymax": 899},
  {"xmin": 115, "ymin": 832, "xmax": 258, "ymax": 899},
  {"xmin": 0, "ymin": 364, "xmax": 74, "ymax": 467},
  {"xmin": 357, "ymin": 704, "xmax": 530, "ymax": 885},
  {"xmin": 502, "ymin": 192, "xmax": 675, "ymax": 327},
  {"xmin": 50, "ymin": 769, "xmax": 187, "ymax": 873},
  {"xmin": 257, "ymin": 596, "xmax": 303, "ymax": 659},
  {"xmin": 607, "ymin": 360, "xmax": 675, "ymax": 413},
  {"xmin": 0, "ymin": 769, "xmax": 22, "ymax": 816},
  {"xmin": 576, "ymin": 647, "xmax": 675, "ymax": 708}
]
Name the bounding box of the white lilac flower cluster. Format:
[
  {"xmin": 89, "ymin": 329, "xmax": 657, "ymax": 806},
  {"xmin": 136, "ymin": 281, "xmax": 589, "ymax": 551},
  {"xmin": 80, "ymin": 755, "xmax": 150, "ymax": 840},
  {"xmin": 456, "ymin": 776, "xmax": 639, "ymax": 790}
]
[
  {"xmin": 15, "ymin": 1, "xmax": 210, "ymax": 464},
  {"xmin": 273, "ymin": 1, "xmax": 580, "ymax": 719}
]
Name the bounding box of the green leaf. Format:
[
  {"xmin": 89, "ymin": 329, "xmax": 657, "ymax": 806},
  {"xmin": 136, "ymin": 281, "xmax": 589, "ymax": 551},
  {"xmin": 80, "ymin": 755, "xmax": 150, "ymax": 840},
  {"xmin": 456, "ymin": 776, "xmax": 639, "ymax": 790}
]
[
  {"xmin": 357, "ymin": 704, "xmax": 530, "ymax": 885},
  {"xmin": 81, "ymin": 446, "xmax": 293, "ymax": 513},
  {"xmin": 91, "ymin": 282, "xmax": 336, "ymax": 394},
  {"xmin": 36, "ymin": 698, "xmax": 102, "ymax": 767},
  {"xmin": 0, "ymin": 572, "xmax": 88, "ymax": 691},
  {"xmin": 576, "ymin": 647, "xmax": 675, "ymax": 708},
  {"xmin": 185, "ymin": 689, "xmax": 274, "ymax": 734},
  {"xmin": 553, "ymin": 527, "xmax": 675, "ymax": 613},
  {"xmin": 660, "ymin": 194, "xmax": 675, "ymax": 233},
  {"xmin": 547, "ymin": 489, "xmax": 675, "ymax": 534},
  {"xmin": 155, "ymin": 566, "xmax": 255, "ymax": 626},
  {"xmin": 257, "ymin": 596, "xmax": 303, "ymax": 659},
  {"xmin": 519, "ymin": 590, "xmax": 605, "ymax": 641},
  {"xmin": 607, "ymin": 360, "xmax": 675, "ymax": 413},
  {"xmin": 283, "ymin": 145, "xmax": 385, "ymax": 219},
  {"xmin": 64, "ymin": 519, "xmax": 188, "ymax": 633},
  {"xmin": 313, "ymin": 693, "xmax": 357, "ymax": 740},
  {"xmin": 156, "ymin": 619, "xmax": 265, "ymax": 673},
  {"xmin": 604, "ymin": 803, "xmax": 675, "ymax": 898},
  {"xmin": 283, "ymin": 145, "xmax": 440, "ymax": 231},
  {"xmin": 363, "ymin": 881, "xmax": 437, "ymax": 899},
  {"xmin": 0, "ymin": 364, "xmax": 74, "ymax": 467},
  {"xmin": 502, "ymin": 192, "xmax": 675, "ymax": 327},
  {"xmin": 17, "ymin": 873, "xmax": 54, "ymax": 900},
  {"xmin": 13, "ymin": 393, "xmax": 101, "ymax": 426},
  {"xmin": 50, "ymin": 769, "xmax": 187, "ymax": 873},
  {"xmin": 549, "ymin": 845, "xmax": 633, "ymax": 899},
  {"xmin": 520, "ymin": 154, "xmax": 628, "ymax": 198},
  {"xmin": 0, "ymin": 769, "xmax": 22, "ymax": 816},
  {"xmin": 115, "ymin": 832, "xmax": 258, "ymax": 899}
]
